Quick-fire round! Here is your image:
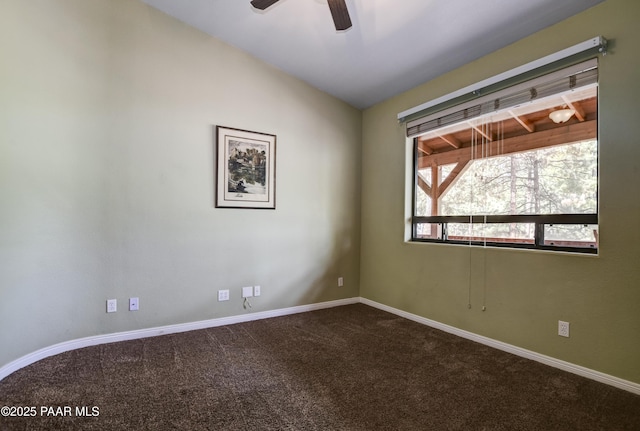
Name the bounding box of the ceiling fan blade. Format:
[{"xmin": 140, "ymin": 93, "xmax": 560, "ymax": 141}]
[
  {"xmin": 250, "ymin": 0, "xmax": 280, "ymax": 10},
  {"xmin": 327, "ymin": 0, "xmax": 352, "ymax": 31}
]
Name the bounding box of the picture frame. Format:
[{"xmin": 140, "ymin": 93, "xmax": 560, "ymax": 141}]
[{"xmin": 215, "ymin": 126, "xmax": 276, "ymax": 209}]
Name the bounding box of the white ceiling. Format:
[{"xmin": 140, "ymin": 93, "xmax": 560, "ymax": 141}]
[{"xmin": 140, "ymin": 0, "xmax": 604, "ymax": 109}]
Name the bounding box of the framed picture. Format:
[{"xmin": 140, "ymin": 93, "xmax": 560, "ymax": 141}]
[{"xmin": 215, "ymin": 126, "xmax": 276, "ymax": 209}]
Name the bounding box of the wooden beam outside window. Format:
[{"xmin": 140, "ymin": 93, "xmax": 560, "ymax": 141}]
[
  {"xmin": 418, "ymin": 119, "xmax": 596, "ymax": 169},
  {"xmin": 438, "ymin": 134, "xmax": 462, "ymax": 149},
  {"xmin": 417, "ymin": 139, "xmax": 433, "ymax": 155},
  {"xmin": 437, "ymin": 160, "xmax": 470, "ymax": 198},
  {"xmin": 509, "ymin": 110, "xmax": 535, "ymax": 133},
  {"xmin": 562, "ymin": 96, "xmax": 586, "ymax": 122}
]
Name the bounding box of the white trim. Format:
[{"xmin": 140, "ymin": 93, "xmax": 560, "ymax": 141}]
[
  {"xmin": 3, "ymin": 295, "xmax": 638, "ymax": 396},
  {"xmin": 0, "ymin": 297, "xmax": 359, "ymax": 381},
  {"xmin": 360, "ymin": 298, "xmax": 640, "ymax": 395},
  {"xmin": 397, "ymin": 36, "xmax": 606, "ymax": 122}
]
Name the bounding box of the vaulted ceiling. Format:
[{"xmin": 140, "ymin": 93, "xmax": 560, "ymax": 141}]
[{"xmin": 141, "ymin": 0, "xmax": 604, "ymax": 109}]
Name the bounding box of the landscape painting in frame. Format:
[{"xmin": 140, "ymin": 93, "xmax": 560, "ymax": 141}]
[{"xmin": 216, "ymin": 126, "xmax": 276, "ymax": 209}]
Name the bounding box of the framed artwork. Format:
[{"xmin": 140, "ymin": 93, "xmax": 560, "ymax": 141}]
[{"xmin": 215, "ymin": 126, "xmax": 276, "ymax": 209}]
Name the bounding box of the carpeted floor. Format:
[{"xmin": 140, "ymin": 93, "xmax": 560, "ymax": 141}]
[{"xmin": 1, "ymin": 304, "xmax": 639, "ymax": 430}]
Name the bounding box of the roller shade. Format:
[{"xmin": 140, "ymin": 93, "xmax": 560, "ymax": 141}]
[{"xmin": 406, "ymin": 59, "xmax": 598, "ymax": 138}]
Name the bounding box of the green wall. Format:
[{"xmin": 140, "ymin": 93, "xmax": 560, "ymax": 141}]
[
  {"xmin": 0, "ymin": 0, "xmax": 361, "ymax": 369},
  {"xmin": 361, "ymin": 0, "xmax": 640, "ymax": 384}
]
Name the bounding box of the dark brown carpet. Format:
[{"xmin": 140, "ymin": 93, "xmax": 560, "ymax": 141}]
[{"xmin": 1, "ymin": 304, "xmax": 639, "ymax": 430}]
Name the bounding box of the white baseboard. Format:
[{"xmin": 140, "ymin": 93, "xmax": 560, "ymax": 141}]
[
  {"xmin": 3, "ymin": 296, "xmax": 639, "ymax": 396},
  {"xmin": 0, "ymin": 297, "xmax": 359, "ymax": 381},
  {"xmin": 360, "ymin": 297, "xmax": 640, "ymax": 395}
]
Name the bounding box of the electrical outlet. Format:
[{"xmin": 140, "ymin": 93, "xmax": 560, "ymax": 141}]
[
  {"xmin": 242, "ymin": 286, "xmax": 253, "ymax": 298},
  {"xmin": 338, "ymin": 277, "xmax": 344, "ymax": 287},
  {"xmin": 218, "ymin": 289, "xmax": 230, "ymax": 301},
  {"xmin": 254, "ymin": 285, "xmax": 261, "ymax": 297},
  {"xmin": 107, "ymin": 299, "xmax": 117, "ymax": 313},
  {"xmin": 558, "ymin": 320, "xmax": 570, "ymax": 337},
  {"xmin": 129, "ymin": 297, "xmax": 139, "ymax": 311}
]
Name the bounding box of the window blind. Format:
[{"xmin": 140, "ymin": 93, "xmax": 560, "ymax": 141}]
[{"xmin": 406, "ymin": 58, "xmax": 598, "ymax": 138}]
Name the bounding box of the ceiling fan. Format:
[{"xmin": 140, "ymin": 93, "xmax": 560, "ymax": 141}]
[{"xmin": 250, "ymin": 0, "xmax": 352, "ymax": 31}]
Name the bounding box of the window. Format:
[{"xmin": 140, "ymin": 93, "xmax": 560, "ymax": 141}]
[{"xmin": 410, "ymin": 59, "xmax": 599, "ymax": 253}]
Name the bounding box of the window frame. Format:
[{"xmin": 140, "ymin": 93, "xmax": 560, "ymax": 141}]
[
  {"xmin": 411, "ymin": 213, "xmax": 599, "ymax": 254},
  {"xmin": 408, "ymin": 65, "xmax": 600, "ymax": 254}
]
